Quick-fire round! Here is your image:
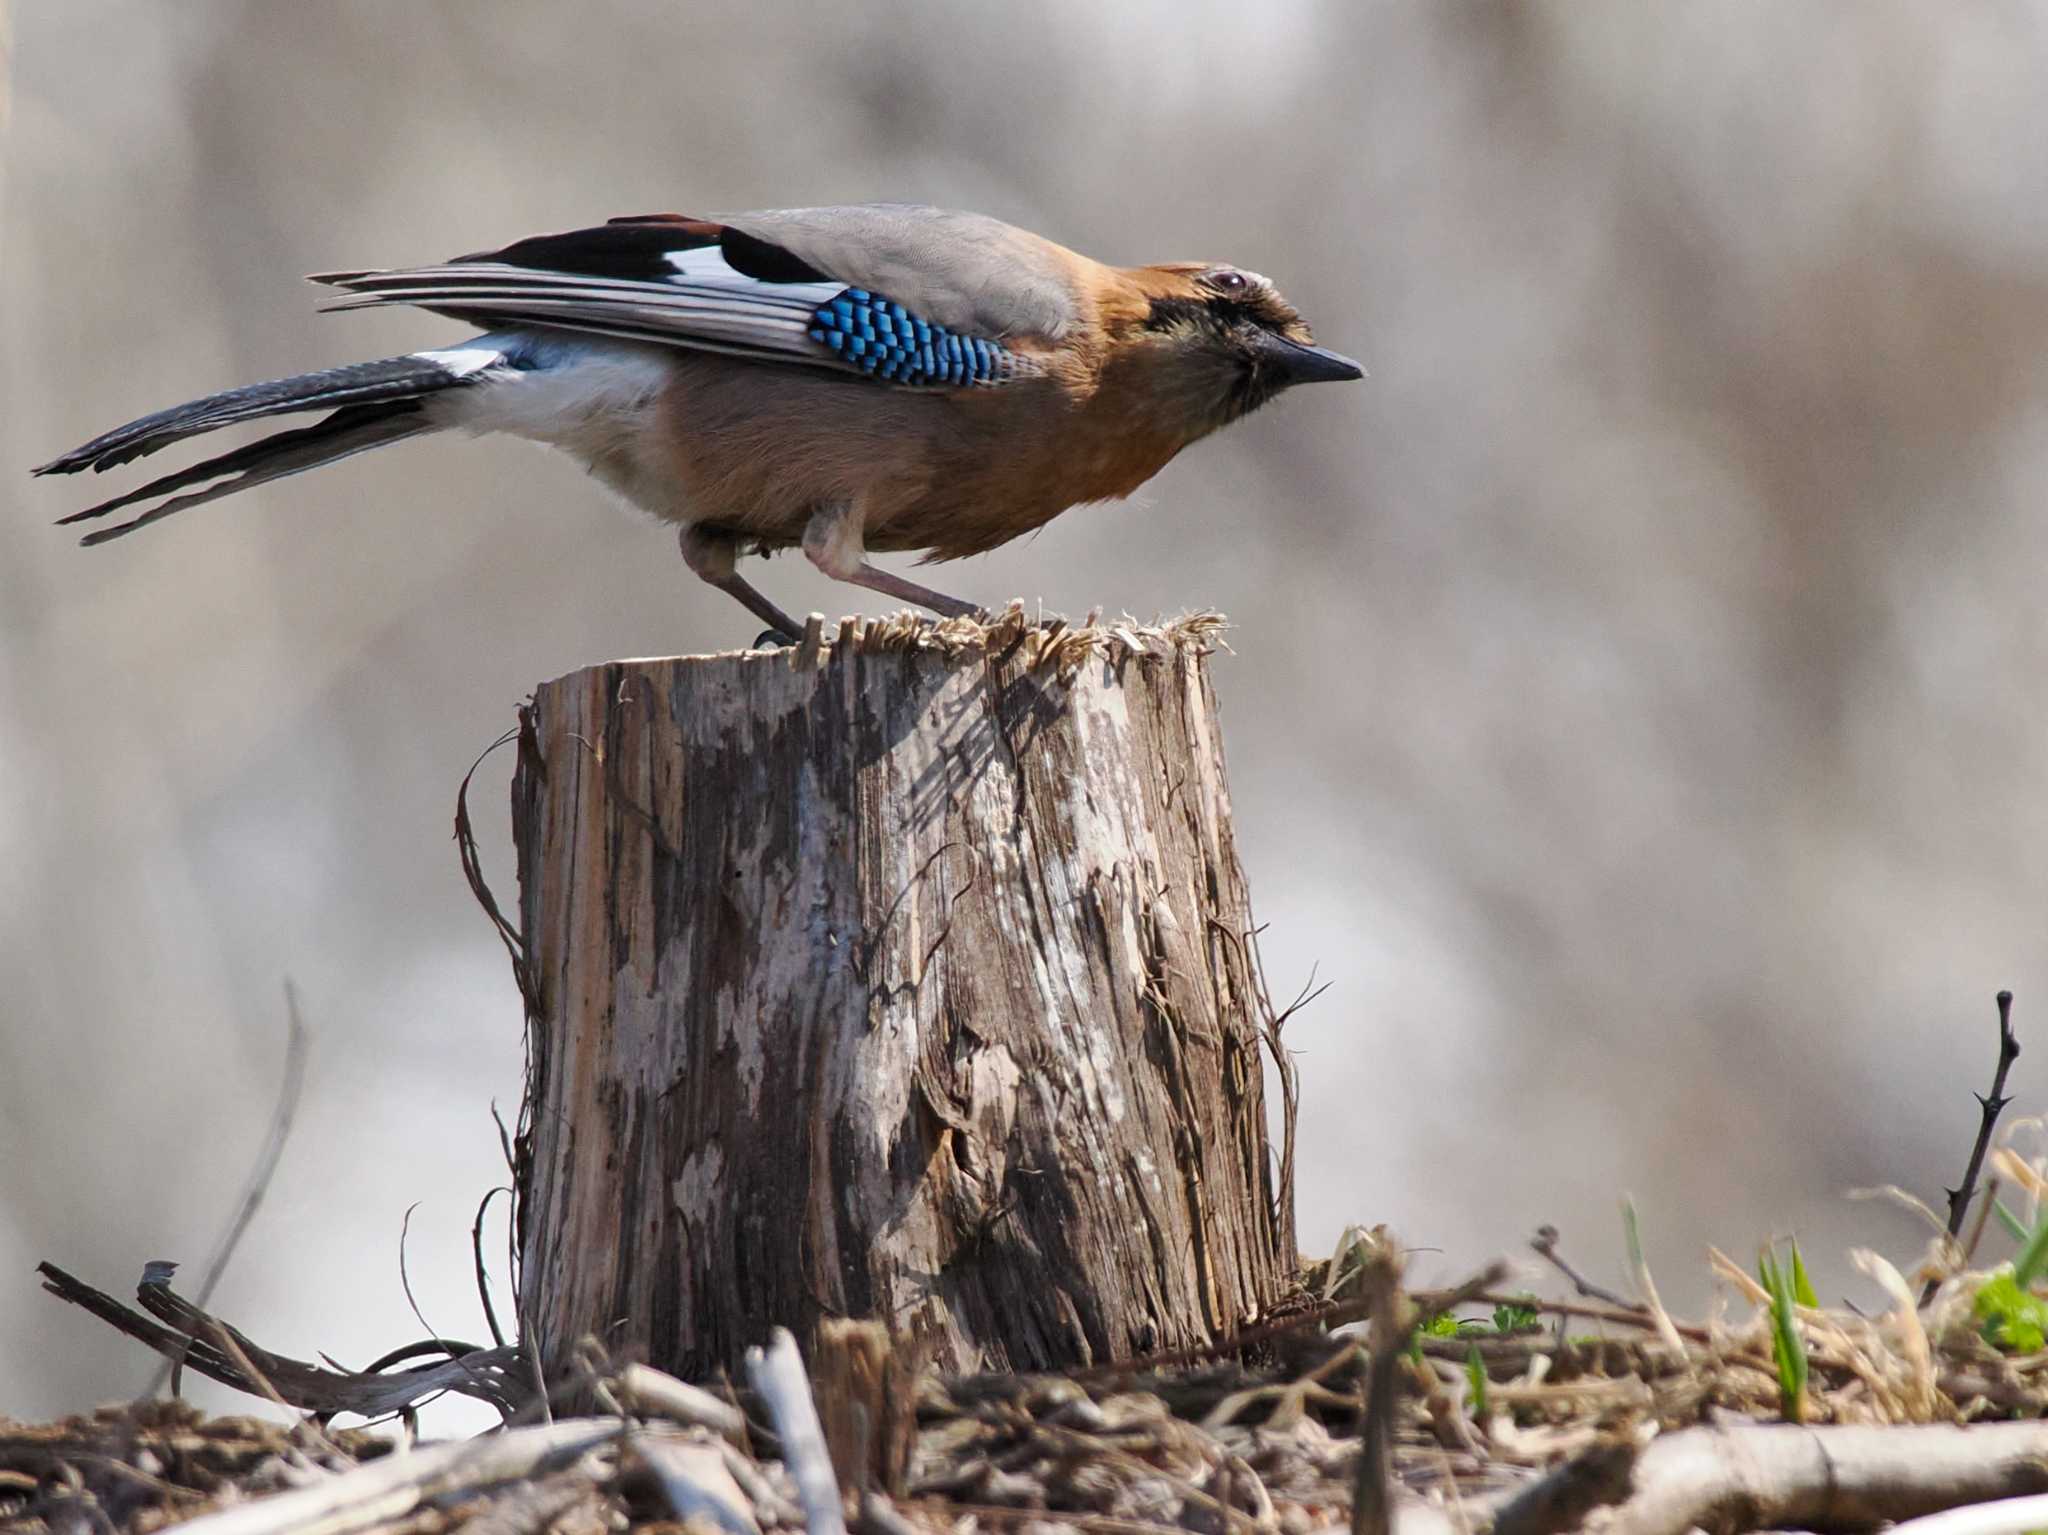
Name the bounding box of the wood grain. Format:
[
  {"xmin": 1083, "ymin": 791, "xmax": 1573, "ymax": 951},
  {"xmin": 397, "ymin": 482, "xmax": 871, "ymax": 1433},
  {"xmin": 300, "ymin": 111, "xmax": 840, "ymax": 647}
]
[{"xmin": 511, "ymin": 610, "xmax": 1289, "ymax": 1379}]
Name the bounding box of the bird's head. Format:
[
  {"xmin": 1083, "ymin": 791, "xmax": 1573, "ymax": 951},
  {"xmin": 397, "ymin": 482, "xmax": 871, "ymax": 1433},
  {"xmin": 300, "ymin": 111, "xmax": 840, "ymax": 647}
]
[{"xmin": 1113, "ymin": 262, "xmax": 1362, "ymax": 434}]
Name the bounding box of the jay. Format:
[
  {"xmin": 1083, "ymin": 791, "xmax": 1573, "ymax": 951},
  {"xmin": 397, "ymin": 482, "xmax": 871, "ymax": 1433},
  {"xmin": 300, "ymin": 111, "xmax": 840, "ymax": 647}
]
[{"xmin": 37, "ymin": 204, "xmax": 1361, "ymax": 637}]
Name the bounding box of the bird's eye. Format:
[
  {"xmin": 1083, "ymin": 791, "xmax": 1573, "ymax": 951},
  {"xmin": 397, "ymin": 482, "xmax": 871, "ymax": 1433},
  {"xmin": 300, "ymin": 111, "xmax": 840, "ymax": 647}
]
[{"xmin": 1206, "ymin": 269, "xmax": 1249, "ymax": 295}]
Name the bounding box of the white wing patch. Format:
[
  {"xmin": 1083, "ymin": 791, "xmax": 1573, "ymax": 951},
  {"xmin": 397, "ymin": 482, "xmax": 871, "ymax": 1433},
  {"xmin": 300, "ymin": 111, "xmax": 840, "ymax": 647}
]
[
  {"xmin": 661, "ymin": 242, "xmax": 843, "ymax": 304},
  {"xmin": 412, "ymin": 345, "xmax": 510, "ymax": 379},
  {"xmin": 663, "ymin": 246, "xmax": 730, "ymax": 279}
]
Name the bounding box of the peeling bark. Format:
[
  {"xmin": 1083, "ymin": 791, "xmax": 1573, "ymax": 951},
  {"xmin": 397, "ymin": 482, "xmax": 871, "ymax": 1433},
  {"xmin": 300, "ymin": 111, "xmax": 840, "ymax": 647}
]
[{"xmin": 511, "ymin": 611, "xmax": 1289, "ymax": 1378}]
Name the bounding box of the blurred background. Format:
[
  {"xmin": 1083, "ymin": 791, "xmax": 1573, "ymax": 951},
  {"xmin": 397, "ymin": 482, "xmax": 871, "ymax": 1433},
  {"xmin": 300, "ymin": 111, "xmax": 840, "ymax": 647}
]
[{"xmin": 6, "ymin": 2, "xmax": 2048, "ymax": 1427}]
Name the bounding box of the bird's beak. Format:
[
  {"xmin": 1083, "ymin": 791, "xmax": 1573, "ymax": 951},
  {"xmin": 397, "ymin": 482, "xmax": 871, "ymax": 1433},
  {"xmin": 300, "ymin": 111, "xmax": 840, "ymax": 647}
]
[{"xmin": 1258, "ymin": 333, "xmax": 1365, "ymax": 385}]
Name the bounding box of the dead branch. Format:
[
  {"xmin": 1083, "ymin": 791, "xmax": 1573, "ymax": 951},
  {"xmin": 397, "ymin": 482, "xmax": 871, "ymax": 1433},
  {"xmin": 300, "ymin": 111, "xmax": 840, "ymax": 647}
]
[
  {"xmin": 38, "ymin": 1261, "xmax": 531, "ymax": 1420},
  {"xmin": 1603, "ymin": 1421, "xmax": 2048, "ymax": 1535}
]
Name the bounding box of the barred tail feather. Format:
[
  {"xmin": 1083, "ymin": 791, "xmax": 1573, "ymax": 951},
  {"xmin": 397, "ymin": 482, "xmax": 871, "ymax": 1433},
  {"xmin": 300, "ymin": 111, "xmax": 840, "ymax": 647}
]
[
  {"xmin": 34, "ymin": 350, "xmax": 502, "ymax": 478},
  {"xmin": 38, "ymin": 344, "xmax": 515, "ymax": 544},
  {"xmin": 67, "ymin": 403, "xmax": 436, "ymax": 546}
]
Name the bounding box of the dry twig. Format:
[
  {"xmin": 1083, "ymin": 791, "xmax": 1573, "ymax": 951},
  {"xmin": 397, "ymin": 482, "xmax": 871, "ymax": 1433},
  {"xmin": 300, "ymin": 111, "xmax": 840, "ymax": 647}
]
[{"xmin": 747, "ymin": 1327, "xmax": 848, "ymax": 1535}]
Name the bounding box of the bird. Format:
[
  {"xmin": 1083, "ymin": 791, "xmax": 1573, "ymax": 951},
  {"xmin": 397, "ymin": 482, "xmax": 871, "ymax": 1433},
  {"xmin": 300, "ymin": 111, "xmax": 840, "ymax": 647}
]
[{"xmin": 35, "ymin": 203, "xmax": 1361, "ymax": 639}]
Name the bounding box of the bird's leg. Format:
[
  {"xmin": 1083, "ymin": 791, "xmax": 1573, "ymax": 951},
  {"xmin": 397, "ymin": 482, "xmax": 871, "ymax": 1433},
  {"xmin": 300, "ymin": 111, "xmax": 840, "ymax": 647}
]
[
  {"xmin": 801, "ymin": 503, "xmax": 982, "ymax": 620},
  {"xmin": 678, "ymin": 524, "xmax": 802, "ymax": 641}
]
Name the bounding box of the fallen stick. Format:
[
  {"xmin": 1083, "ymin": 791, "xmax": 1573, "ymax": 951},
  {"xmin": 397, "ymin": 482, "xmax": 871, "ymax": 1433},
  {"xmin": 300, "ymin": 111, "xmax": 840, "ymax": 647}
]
[
  {"xmin": 1600, "ymin": 1422, "xmax": 2048, "ymax": 1535},
  {"xmin": 613, "ymin": 1362, "xmax": 749, "ymax": 1444}
]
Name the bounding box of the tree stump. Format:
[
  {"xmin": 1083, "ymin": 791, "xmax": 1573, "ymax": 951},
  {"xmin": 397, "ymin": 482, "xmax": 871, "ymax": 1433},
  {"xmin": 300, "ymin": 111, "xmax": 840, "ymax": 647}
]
[{"xmin": 509, "ymin": 608, "xmax": 1294, "ymax": 1381}]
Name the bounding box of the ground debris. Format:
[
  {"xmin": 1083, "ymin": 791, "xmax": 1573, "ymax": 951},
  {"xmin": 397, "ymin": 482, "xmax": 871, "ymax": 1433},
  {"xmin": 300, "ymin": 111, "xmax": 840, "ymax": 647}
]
[
  {"xmin": 0, "ymin": 1398, "xmax": 383, "ymax": 1533},
  {"xmin": 12, "ymin": 1271, "xmax": 2048, "ymax": 1535},
  {"xmin": 26, "ymin": 1132, "xmax": 2048, "ymax": 1535}
]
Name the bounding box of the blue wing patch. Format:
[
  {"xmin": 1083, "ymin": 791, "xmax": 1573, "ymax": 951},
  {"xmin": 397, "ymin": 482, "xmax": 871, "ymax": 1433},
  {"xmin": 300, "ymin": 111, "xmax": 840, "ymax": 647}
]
[{"xmin": 808, "ymin": 290, "xmax": 1014, "ymax": 386}]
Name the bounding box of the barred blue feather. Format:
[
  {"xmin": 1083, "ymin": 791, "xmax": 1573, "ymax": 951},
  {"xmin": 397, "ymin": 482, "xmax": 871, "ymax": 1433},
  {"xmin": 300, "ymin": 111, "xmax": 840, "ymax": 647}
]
[{"xmin": 807, "ymin": 290, "xmax": 1013, "ymax": 386}]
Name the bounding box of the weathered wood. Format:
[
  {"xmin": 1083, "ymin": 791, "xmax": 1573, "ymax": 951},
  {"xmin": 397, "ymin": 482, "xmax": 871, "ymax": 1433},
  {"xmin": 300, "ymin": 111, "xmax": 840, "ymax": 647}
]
[
  {"xmin": 809, "ymin": 1319, "xmax": 890, "ymax": 1494},
  {"xmin": 511, "ymin": 607, "xmax": 1291, "ymax": 1381}
]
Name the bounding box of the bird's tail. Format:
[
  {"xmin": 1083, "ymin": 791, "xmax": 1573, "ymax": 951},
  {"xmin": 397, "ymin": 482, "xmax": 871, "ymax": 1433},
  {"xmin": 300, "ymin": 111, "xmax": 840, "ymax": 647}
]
[{"xmin": 34, "ymin": 344, "xmax": 514, "ymax": 545}]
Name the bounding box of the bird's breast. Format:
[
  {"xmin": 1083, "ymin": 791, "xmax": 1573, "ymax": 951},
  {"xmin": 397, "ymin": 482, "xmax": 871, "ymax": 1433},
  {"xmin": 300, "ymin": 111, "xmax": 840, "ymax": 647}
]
[{"xmin": 636, "ymin": 354, "xmax": 1198, "ymax": 558}]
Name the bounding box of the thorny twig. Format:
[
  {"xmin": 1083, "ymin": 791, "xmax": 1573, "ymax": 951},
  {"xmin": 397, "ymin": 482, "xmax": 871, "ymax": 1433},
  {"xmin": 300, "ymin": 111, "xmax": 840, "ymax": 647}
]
[
  {"xmin": 1925, "ymin": 991, "xmax": 2021, "ymax": 1304},
  {"xmin": 1949, "ymin": 991, "xmax": 2022, "ymax": 1241}
]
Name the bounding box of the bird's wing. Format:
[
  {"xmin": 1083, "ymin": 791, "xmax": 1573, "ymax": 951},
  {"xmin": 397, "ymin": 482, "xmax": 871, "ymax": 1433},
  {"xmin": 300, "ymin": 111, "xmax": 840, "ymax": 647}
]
[
  {"xmin": 313, "ymin": 206, "xmax": 1075, "ymax": 388},
  {"xmin": 714, "ymin": 204, "xmax": 1080, "ymax": 342}
]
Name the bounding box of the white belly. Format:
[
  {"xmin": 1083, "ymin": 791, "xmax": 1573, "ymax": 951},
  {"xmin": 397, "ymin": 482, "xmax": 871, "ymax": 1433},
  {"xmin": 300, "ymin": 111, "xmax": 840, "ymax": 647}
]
[{"xmin": 425, "ymin": 331, "xmax": 689, "ymax": 520}]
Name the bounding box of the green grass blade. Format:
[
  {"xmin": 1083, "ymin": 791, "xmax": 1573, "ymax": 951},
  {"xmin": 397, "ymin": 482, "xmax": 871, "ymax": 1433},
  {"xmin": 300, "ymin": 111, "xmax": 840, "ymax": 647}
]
[
  {"xmin": 1788, "ymin": 1238, "xmax": 1820, "ymax": 1308},
  {"xmin": 2015, "ymin": 1210, "xmax": 2048, "ymax": 1289},
  {"xmin": 1995, "ymin": 1200, "xmax": 2030, "ymax": 1244},
  {"xmin": 1761, "ymin": 1245, "xmax": 1808, "ymax": 1422}
]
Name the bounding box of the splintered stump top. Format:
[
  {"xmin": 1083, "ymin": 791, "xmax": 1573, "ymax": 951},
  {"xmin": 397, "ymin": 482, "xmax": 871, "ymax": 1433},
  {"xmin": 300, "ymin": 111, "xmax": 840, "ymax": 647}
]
[{"xmin": 510, "ymin": 606, "xmax": 1292, "ymax": 1380}]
